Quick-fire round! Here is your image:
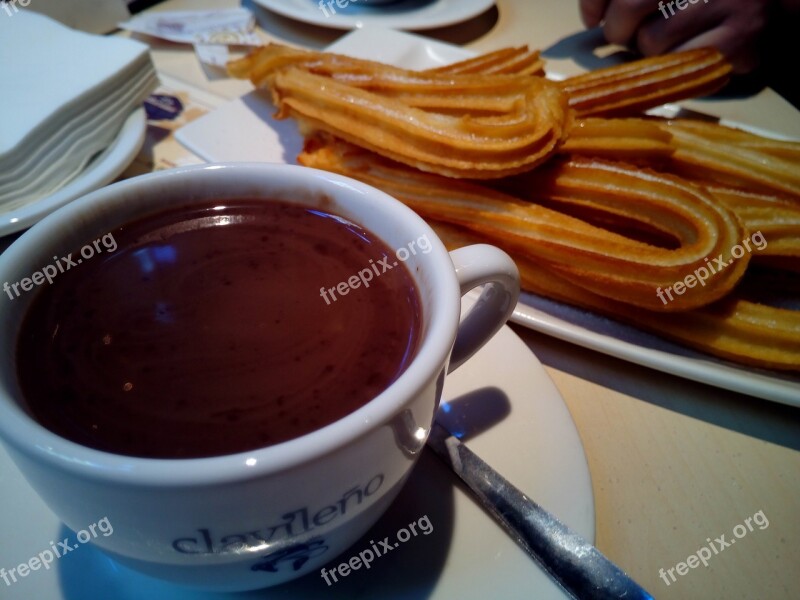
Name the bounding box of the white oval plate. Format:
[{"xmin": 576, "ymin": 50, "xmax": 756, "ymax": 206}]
[
  {"xmin": 0, "ymin": 320, "xmax": 593, "ymax": 600},
  {"xmin": 510, "ymin": 292, "xmax": 800, "ymax": 407},
  {"xmin": 252, "ymin": 0, "xmax": 495, "ymax": 31},
  {"xmin": 0, "ymin": 107, "xmax": 146, "ymax": 237}
]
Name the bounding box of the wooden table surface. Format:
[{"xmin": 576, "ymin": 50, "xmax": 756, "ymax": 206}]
[{"xmin": 117, "ymin": 1, "xmax": 800, "ymax": 598}]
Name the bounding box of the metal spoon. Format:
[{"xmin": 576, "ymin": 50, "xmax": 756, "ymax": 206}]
[{"xmin": 426, "ymin": 421, "xmax": 655, "ymax": 600}]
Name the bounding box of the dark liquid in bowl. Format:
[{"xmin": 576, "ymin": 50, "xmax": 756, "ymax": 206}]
[{"xmin": 16, "ymin": 200, "xmax": 422, "ymax": 458}]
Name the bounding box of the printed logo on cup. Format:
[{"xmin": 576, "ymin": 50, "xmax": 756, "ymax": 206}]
[{"xmin": 171, "ymin": 474, "xmax": 384, "ymax": 555}]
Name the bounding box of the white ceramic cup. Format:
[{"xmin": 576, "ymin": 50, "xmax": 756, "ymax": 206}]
[{"xmin": 0, "ymin": 163, "xmax": 519, "ymax": 591}]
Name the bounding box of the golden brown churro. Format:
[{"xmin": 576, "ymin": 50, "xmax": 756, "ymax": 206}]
[
  {"xmin": 558, "ymin": 48, "xmax": 731, "ymax": 117},
  {"xmin": 559, "ymin": 118, "xmax": 673, "ymax": 162},
  {"xmin": 424, "ymin": 46, "xmax": 545, "ymax": 76},
  {"xmin": 299, "ymin": 136, "xmax": 748, "ymax": 312},
  {"xmin": 228, "ymin": 42, "xmax": 800, "ymax": 370},
  {"xmin": 705, "ymin": 185, "xmax": 800, "ymax": 269},
  {"xmin": 229, "ymin": 44, "xmax": 572, "ymax": 178},
  {"xmin": 272, "ymin": 68, "xmax": 570, "ymax": 178},
  {"xmin": 656, "ymin": 120, "xmax": 800, "ymax": 198},
  {"xmin": 557, "ymin": 116, "xmax": 800, "ymax": 200},
  {"xmin": 663, "ymin": 119, "xmax": 800, "ymax": 161},
  {"xmin": 430, "ymin": 219, "xmax": 800, "ymax": 372}
]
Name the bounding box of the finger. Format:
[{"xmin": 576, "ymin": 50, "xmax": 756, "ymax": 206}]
[
  {"xmin": 648, "ymin": 1, "xmax": 768, "ymax": 73},
  {"xmin": 602, "ymin": 0, "xmax": 659, "ymax": 46},
  {"xmin": 673, "ymin": 24, "xmax": 763, "ymax": 73},
  {"xmin": 579, "ymin": 0, "xmax": 612, "ymax": 27},
  {"xmin": 636, "ymin": 1, "xmax": 726, "ymax": 56}
]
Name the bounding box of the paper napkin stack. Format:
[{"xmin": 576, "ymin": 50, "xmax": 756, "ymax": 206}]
[{"xmin": 0, "ymin": 11, "xmax": 157, "ymax": 211}]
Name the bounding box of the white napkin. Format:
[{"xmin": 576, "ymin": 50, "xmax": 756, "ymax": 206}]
[
  {"xmin": 0, "ymin": 11, "xmax": 157, "ymax": 208},
  {"xmin": 0, "ymin": 11, "xmax": 153, "ymax": 160}
]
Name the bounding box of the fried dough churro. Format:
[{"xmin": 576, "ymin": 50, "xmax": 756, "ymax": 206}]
[
  {"xmin": 229, "ymin": 44, "xmax": 544, "ymax": 99},
  {"xmin": 430, "ymin": 219, "xmax": 800, "ymax": 371},
  {"xmin": 299, "ymin": 136, "xmax": 748, "ymax": 312},
  {"xmin": 560, "ymin": 117, "xmax": 800, "ymax": 199},
  {"xmin": 656, "ymin": 120, "xmax": 800, "ymax": 198},
  {"xmin": 557, "ymin": 116, "xmax": 800, "ymax": 199},
  {"xmin": 228, "ymin": 44, "xmax": 739, "ymax": 179},
  {"xmin": 706, "ymin": 185, "xmax": 800, "ymax": 269},
  {"xmin": 228, "ymin": 41, "xmax": 799, "ymax": 371},
  {"xmin": 424, "ymin": 46, "xmax": 545, "ymax": 76},
  {"xmin": 558, "ymin": 48, "xmax": 731, "ymax": 117},
  {"xmin": 229, "ymin": 44, "xmax": 571, "ymax": 178},
  {"xmin": 667, "ymin": 119, "xmax": 800, "ymax": 161},
  {"xmin": 273, "ymin": 68, "xmax": 570, "ymax": 178},
  {"xmin": 559, "ymin": 118, "xmax": 673, "ymax": 162}
]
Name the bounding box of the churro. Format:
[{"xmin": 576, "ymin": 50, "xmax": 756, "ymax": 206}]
[
  {"xmin": 271, "ymin": 67, "xmax": 570, "ymax": 178},
  {"xmin": 559, "ymin": 118, "xmax": 673, "ymax": 162},
  {"xmin": 299, "ymin": 136, "xmax": 748, "ymax": 312},
  {"xmin": 430, "ymin": 219, "xmax": 800, "ymax": 371},
  {"xmin": 424, "ymin": 46, "xmax": 545, "ymax": 76},
  {"xmin": 556, "ymin": 116, "xmax": 800, "ymax": 199},
  {"xmin": 229, "ymin": 43, "xmax": 571, "ymax": 178},
  {"xmin": 706, "ymin": 185, "xmax": 800, "ymax": 269},
  {"xmin": 657, "ymin": 119, "xmax": 800, "ymax": 198},
  {"xmin": 228, "ymin": 41, "xmax": 798, "ymax": 371},
  {"xmin": 558, "ymin": 48, "xmax": 731, "ymax": 117},
  {"xmin": 662, "ymin": 119, "xmax": 800, "ymax": 161}
]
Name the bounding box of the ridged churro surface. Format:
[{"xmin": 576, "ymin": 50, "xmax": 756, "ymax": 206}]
[
  {"xmin": 299, "ymin": 137, "xmax": 748, "ymax": 312},
  {"xmin": 230, "ymin": 44, "xmax": 571, "ymax": 179},
  {"xmin": 558, "ymin": 48, "xmax": 731, "ymax": 117},
  {"xmin": 227, "ymin": 43, "xmax": 800, "ymax": 370}
]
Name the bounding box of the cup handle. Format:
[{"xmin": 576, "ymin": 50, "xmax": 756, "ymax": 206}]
[{"xmin": 448, "ymin": 244, "xmax": 520, "ymax": 373}]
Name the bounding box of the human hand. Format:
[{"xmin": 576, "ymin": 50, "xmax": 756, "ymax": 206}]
[{"xmin": 578, "ymin": 0, "xmax": 773, "ymax": 74}]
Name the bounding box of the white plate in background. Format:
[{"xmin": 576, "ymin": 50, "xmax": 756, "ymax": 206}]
[{"xmin": 252, "ymin": 0, "xmax": 495, "ymax": 31}]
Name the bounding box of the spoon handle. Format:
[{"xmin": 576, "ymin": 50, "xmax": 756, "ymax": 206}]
[{"xmin": 427, "ymin": 421, "xmax": 654, "ymax": 600}]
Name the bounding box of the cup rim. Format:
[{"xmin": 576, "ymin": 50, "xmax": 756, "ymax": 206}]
[{"xmin": 0, "ymin": 162, "xmax": 461, "ymax": 486}]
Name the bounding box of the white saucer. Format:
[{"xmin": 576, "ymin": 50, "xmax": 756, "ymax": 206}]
[
  {"xmin": 0, "ymin": 319, "xmax": 593, "ymax": 599},
  {"xmin": 252, "ymin": 0, "xmax": 495, "ymax": 31},
  {"xmin": 0, "ymin": 107, "xmax": 146, "ymax": 237}
]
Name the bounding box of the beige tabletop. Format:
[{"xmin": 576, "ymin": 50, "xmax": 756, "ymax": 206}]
[{"xmin": 122, "ymin": 1, "xmax": 800, "ymax": 598}]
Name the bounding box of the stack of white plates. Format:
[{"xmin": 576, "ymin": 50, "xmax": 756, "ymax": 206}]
[{"xmin": 0, "ymin": 12, "xmax": 157, "ymax": 228}]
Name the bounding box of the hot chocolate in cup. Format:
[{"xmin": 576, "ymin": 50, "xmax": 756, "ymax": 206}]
[{"xmin": 0, "ymin": 163, "xmax": 519, "ymax": 591}]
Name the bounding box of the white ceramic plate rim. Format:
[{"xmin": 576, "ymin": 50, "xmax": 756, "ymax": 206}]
[
  {"xmin": 174, "ymin": 27, "xmax": 800, "ymax": 404},
  {"xmin": 0, "ymin": 107, "xmax": 146, "ymax": 237},
  {"xmin": 252, "ymin": 0, "xmax": 495, "ymax": 31},
  {"xmin": 510, "ymin": 293, "xmax": 800, "ymax": 407}
]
